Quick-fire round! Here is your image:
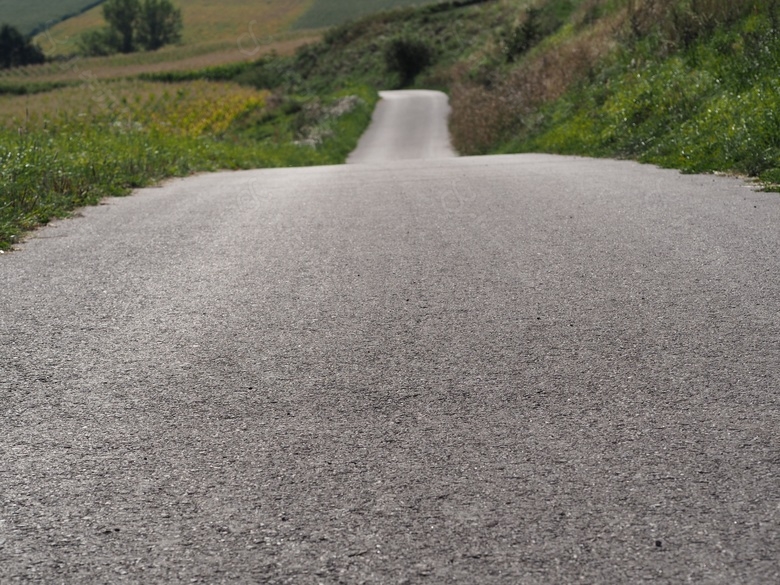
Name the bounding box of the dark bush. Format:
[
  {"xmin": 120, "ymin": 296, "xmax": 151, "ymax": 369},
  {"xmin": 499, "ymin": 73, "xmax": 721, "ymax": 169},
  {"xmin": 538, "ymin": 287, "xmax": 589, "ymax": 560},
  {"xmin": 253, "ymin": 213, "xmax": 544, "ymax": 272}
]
[
  {"xmin": 0, "ymin": 24, "xmax": 45, "ymax": 69},
  {"xmin": 384, "ymin": 36, "xmax": 433, "ymax": 87}
]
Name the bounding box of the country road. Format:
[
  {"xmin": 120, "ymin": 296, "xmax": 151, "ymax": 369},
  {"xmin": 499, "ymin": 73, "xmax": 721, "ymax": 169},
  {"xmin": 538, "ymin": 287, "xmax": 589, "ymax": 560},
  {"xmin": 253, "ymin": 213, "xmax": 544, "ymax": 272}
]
[{"xmin": 1, "ymin": 90, "xmax": 778, "ymax": 583}]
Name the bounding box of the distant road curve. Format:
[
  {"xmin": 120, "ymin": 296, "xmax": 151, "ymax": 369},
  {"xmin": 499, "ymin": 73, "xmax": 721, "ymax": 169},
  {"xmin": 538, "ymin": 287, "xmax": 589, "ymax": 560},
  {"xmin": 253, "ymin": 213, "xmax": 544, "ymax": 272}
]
[{"xmin": 347, "ymin": 89, "xmax": 456, "ymax": 163}]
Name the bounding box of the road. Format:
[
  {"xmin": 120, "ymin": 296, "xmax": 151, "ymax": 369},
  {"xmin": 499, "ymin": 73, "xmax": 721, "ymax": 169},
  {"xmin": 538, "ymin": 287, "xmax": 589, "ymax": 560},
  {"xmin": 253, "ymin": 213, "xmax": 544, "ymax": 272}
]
[{"xmin": 1, "ymin": 91, "xmax": 778, "ymax": 583}]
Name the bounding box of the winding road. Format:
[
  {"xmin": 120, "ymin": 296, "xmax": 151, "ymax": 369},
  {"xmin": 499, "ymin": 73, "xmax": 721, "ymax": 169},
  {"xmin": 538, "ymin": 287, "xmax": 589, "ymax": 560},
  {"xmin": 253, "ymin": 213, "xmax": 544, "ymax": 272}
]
[{"xmin": 1, "ymin": 91, "xmax": 779, "ymax": 583}]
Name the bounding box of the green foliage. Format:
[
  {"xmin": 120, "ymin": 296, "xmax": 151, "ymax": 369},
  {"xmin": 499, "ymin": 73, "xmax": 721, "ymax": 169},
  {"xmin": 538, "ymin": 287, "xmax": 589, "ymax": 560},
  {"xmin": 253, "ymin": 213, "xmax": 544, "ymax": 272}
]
[
  {"xmin": 0, "ymin": 81, "xmax": 74, "ymax": 96},
  {"xmin": 237, "ymin": 0, "xmax": 496, "ymax": 96},
  {"xmin": 135, "ymin": 0, "xmax": 182, "ymax": 51},
  {"xmin": 0, "ymin": 24, "xmax": 45, "ymax": 69},
  {"xmin": 502, "ymin": 1, "xmax": 576, "ymax": 62},
  {"xmin": 140, "ymin": 62, "xmax": 255, "ymax": 84},
  {"xmin": 502, "ymin": 8, "xmax": 544, "ymax": 62},
  {"xmin": 384, "ymin": 36, "xmax": 433, "ymax": 87},
  {"xmin": 77, "ymin": 27, "xmax": 121, "ymax": 56},
  {"xmin": 103, "ymin": 0, "xmax": 139, "ymax": 53}
]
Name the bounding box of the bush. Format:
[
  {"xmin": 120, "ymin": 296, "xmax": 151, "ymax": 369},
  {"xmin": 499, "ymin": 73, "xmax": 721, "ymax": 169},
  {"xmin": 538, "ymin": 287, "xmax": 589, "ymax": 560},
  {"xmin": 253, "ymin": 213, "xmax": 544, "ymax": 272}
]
[
  {"xmin": 384, "ymin": 36, "xmax": 433, "ymax": 87},
  {"xmin": 77, "ymin": 28, "xmax": 121, "ymax": 56}
]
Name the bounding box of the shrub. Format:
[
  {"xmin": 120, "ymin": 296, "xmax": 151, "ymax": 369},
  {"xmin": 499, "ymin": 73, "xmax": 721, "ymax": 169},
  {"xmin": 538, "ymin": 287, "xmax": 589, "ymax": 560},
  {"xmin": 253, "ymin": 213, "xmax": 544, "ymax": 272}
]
[
  {"xmin": 384, "ymin": 36, "xmax": 433, "ymax": 87},
  {"xmin": 77, "ymin": 28, "xmax": 121, "ymax": 56}
]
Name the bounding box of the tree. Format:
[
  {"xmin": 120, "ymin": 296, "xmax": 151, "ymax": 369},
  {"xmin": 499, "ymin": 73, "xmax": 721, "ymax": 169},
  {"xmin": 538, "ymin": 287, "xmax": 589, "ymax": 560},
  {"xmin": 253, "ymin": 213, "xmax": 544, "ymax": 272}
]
[
  {"xmin": 136, "ymin": 0, "xmax": 182, "ymax": 51},
  {"xmin": 0, "ymin": 24, "xmax": 45, "ymax": 69},
  {"xmin": 102, "ymin": 0, "xmax": 140, "ymax": 53},
  {"xmin": 94, "ymin": 0, "xmax": 181, "ymax": 55}
]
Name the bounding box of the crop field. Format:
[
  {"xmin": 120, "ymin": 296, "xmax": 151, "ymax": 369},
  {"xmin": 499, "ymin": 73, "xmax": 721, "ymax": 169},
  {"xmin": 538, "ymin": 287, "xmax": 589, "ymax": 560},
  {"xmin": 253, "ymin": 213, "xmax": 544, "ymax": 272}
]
[
  {"xmin": 293, "ymin": 0, "xmax": 443, "ymax": 29},
  {"xmin": 0, "ymin": 0, "xmax": 101, "ymax": 35},
  {"xmin": 0, "ymin": 33, "xmax": 318, "ymax": 85},
  {"xmin": 0, "ymin": 76, "xmax": 376, "ymax": 250},
  {"xmin": 35, "ymin": 0, "xmax": 312, "ymax": 57},
  {"xmin": 0, "ymin": 79, "xmax": 268, "ymax": 134}
]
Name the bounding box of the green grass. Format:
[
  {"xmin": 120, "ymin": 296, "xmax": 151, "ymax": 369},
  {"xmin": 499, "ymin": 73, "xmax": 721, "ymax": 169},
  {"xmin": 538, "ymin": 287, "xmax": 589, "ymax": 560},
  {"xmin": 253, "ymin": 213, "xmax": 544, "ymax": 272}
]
[
  {"xmin": 500, "ymin": 4, "xmax": 780, "ymax": 186},
  {"xmin": 2, "ymin": 0, "xmax": 103, "ymax": 35},
  {"xmin": 0, "ymin": 86, "xmax": 377, "ymax": 250},
  {"xmin": 293, "ymin": 0, "xmax": 443, "ymax": 30}
]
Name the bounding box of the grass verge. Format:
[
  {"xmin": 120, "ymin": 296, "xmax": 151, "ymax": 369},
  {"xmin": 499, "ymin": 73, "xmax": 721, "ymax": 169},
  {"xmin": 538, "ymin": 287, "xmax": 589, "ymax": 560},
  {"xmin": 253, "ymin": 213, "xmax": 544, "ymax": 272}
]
[
  {"xmin": 448, "ymin": 0, "xmax": 780, "ymax": 189},
  {"xmin": 0, "ymin": 83, "xmax": 376, "ymax": 250}
]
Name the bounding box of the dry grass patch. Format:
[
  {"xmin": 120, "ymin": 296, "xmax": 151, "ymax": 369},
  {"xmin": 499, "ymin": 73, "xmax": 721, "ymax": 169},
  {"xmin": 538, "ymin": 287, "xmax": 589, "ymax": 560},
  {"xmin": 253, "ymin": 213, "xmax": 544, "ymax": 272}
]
[{"xmin": 450, "ymin": 11, "xmax": 619, "ymax": 154}]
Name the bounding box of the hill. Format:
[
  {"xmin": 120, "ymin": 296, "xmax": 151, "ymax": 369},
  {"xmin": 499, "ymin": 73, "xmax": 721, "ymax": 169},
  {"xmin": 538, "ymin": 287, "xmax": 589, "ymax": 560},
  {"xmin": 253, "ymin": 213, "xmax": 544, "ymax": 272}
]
[
  {"xmin": 0, "ymin": 0, "xmax": 102, "ymax": 36},
  {"xmin": 33, "ymin": 0, "xmax": 444, "ymax": 58}
]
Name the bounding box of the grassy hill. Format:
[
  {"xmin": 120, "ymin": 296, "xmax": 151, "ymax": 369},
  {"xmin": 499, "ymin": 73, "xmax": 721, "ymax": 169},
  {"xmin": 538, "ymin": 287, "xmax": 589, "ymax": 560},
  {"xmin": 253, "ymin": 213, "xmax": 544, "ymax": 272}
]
[{"xmin": 0, "ymin": 0, "xmax": 101, "ymax": 35}]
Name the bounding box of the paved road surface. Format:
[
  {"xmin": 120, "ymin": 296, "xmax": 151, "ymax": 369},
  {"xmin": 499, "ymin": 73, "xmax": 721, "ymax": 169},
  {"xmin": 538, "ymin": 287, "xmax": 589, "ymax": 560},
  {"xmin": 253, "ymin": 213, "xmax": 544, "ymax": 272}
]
[
  {"xmin": 1, "ymin": 91, "xmax": 779, "ymax": 583},
  {"xmin": 347, "ymin": 90, "xmax": 456, "ymax": 164}
]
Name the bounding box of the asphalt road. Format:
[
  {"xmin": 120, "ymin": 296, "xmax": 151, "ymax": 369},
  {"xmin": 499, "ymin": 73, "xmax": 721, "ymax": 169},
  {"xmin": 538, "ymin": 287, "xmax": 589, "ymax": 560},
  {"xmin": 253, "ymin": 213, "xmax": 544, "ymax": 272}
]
[{"xmin": 1, "ymin": 91, "xmax": 779, "ymax": 584}]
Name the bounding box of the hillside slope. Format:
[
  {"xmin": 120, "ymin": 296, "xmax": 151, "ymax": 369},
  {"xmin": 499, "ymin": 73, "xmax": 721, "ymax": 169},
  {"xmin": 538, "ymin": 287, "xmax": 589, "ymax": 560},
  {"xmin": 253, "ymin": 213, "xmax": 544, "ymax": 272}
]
[
  {"xmin": 1, "ymin": 0, "xmax": 101, "ymax": 35},
  {"xmin": 236, "ymin": 0, "xmax": 780, "ymax": 187}
]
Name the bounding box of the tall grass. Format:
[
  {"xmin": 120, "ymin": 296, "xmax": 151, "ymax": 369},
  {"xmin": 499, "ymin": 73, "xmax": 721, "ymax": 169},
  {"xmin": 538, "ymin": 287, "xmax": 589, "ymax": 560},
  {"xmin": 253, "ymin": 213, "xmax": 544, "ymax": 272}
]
[{"xmin": 525, "ymin": 8, "xmax": 780, "ymax": 182}]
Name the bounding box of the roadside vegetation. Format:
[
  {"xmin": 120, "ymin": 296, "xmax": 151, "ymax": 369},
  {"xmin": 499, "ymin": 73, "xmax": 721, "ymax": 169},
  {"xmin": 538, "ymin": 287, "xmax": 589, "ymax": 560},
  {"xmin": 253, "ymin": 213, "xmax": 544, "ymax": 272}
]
[
  {"xmin": 2, "ymin": 0, "xmax": 779, "ymax": 250},
  {"xmin": 449, "ymin": 0, "xmax": 780, "ymax": 189},
  {"xmin": 0, "ymin": 76, "xmax": 375, "ymax": 249},
  {"xmin": 254, "ymin": 0, "xmax": 780, "ymax": 186}
]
